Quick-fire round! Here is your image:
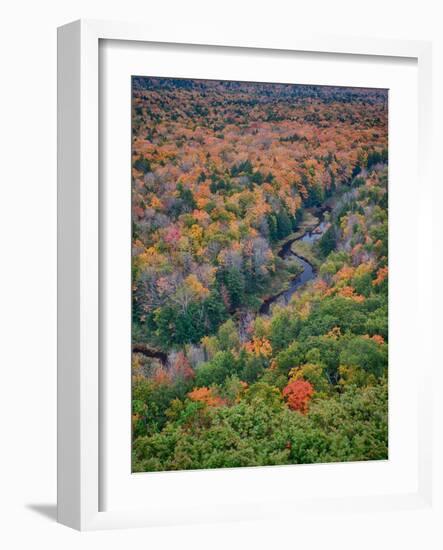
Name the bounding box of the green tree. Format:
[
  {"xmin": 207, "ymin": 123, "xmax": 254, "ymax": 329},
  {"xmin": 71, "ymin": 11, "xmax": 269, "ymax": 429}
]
[
  {"xmin": 339, "ymin": 336, "xmax": 388, "ymax": 377},
  {"xmin": 267, "ymin": 214, "xmax": 278, "ymax": 242},
  {"xmin": 203, "ymin": 289, "xmax": 228, "ymax": 332},
  {"xmin": 216, "ymin": 319, "xmax": 240, "ymax": 351},
  {"xmin": 268, "ymin": 308, "xmax": 300, "ymax": 353},
  {"xmin": 195, "ymin": 351, "xmax": 239, "ymax": 386},
  {"xmin": 133, "ymin": 155, "xmax": 151, "ymax": 174},
  {"xmin": 217, "ymin": 267, "xmax": 245, "ymax": 310},
  {"xmin": 318, "ymin": 226, "xmax": 336, "ymax": 257},
  {"xmin": 275, "ymin": 341, "xmax": 303, "ymax": 375},
  {"xmin": 276, "ymin": 209, "xmax": 292, "ymax": 239},
  {"xmin": 177, "ymin": 182, "xmax": 197, "ymax": 210}
]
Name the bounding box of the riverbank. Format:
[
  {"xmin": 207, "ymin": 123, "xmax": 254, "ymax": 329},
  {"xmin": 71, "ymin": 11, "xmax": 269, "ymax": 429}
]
[
  {"xmin": 275, "ymin": 211, "xmax": 319, "ymax": 255},
  {"xmin": 258, "ymin": 210, "xmax": 328, "ymax": 315},
  {"xmin": 257, "ymin": 169, "xmax": 380, "ymax": 316},
  {"xmin": 132, "ymin": 169, "xmax": 384, "ymax": 364}
]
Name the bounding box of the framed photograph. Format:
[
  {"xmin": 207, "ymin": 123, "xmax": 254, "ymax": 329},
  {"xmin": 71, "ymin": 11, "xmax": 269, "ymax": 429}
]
[{"xmin": 57, "ymin": 19, "xmax": 433, "ymax": 530}]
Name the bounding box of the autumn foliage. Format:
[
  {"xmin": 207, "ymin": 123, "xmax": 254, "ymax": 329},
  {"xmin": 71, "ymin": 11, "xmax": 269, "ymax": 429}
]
[
  {"xmin": 131, "ymin": 77, "xmax": 389, "ymax": 473},
  {"xmin": 282, "ymin": 379, "xmax": 314, "ymax": 413},
  {"xmin": 244, "ymin": 336, "xmax": 273, "ymax": 357},
  {"xmin": 187, "ymin": 387, "xmax": 225, "ymax": 407},
  {"xmin": 373, "ymin": 266, "xmax": 388, "ymax": 286}
]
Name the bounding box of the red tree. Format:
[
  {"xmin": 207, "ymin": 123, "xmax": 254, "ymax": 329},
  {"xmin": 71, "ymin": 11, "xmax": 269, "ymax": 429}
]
[
  {"xmin": 187, "ymin": 387, "xmax": 225, "ymax": 407},
  {"xmin": 282, "ymin": 379, "xmax": 314, "ymax": 414}
]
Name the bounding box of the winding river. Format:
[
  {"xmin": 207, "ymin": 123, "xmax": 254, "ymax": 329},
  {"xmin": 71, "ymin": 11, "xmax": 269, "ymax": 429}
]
[
  {"xmin": 134, "ymin": 212, "xmax": 330, "ymax": 362},
  {"xmin": 258, "ymin": 214, "xmax": 329, "ymax": 315},
  {"xmin": 133, "ymin": 174, "xmax": 375, "ymax": 364},
  {"xmin": 134, "ymin": 209, "xmax": 331, "ymax": 362}
]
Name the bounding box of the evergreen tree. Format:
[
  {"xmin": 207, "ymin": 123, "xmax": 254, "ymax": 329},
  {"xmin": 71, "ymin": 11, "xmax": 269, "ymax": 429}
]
[
  {"xmin": 134, "ymin": 155, "xmax": 151, "ymax": 174},
  {"xmin": 217, "ymin": 267, "xmax": 246, "ymax": 310},
  {"xmin": 204, "ymin": 290, "xmax": 228, "ymax": 332},
  {"xmin": 319, "ymin": 226, "xmax": 336, "ymax": 257},
  {"xmin": 177, "ymin": 182, "xmax": 196, "ymax": 210},
  {"xmin": 276, "ymin": 209, "xmax": 292, "ymax": 239},
  {"xmin": 267, "ymin": 214, "xmax": 278, "ymax": 242}
]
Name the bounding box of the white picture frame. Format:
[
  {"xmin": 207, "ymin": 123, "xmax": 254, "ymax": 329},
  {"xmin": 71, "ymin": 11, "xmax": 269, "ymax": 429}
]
[{"xmin": 57, "ymin": 19, "xmax": 433, "ymax": 531}]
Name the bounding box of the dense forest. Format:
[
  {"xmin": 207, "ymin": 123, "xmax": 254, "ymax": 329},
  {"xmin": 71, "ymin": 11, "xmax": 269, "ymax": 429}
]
[{"xmin": 131, "ymin": 77, "xmax": 388, "ymax": 471}]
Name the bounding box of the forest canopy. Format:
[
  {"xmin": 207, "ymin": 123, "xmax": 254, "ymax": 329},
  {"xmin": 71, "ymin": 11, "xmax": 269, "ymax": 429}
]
[{"xmin": 131, "ymin": 77, "xmax": 388, "ymax": 471}]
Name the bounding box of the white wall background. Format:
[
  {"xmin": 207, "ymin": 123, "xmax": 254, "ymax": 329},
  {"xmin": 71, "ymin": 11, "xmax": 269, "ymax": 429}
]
[{"xmin": 0, "ymin": 1, "xmax": 441, "ymax": 548}]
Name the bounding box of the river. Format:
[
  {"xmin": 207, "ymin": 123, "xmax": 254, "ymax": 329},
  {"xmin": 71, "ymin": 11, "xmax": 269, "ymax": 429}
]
[
  {"xmin": 133, "ymin": 171, "xmax": 380, "ymax": 364},
  {"xmin": 133, "ymin": 211, "xmax": 329, "ymax": 363},
  {"xmin": 258, "ymin": 214, "xmax": 329, "ymax": 315}
]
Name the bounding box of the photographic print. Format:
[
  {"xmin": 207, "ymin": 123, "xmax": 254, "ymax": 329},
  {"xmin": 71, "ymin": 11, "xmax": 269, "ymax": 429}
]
[{"xmin": 131, "ymin": 77, "xmax": 388, "ymax": 472}]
